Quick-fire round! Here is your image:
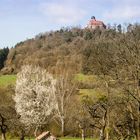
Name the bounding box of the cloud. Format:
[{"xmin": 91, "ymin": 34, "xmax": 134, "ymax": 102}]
[
  {"xmin": 102, "ymin": 0, "xmax": 140, "ymax": 21},
  {"xmin": 39, "ymin": 2, "xmax": 87, "ymax": 24},
  {"xmin": 104, "ymin": 6, "xmax": 140, "ymax": 20}
]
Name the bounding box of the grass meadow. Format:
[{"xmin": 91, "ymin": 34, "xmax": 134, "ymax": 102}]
[{"xmin": 0, "ymin": 75, "xmax": 16, "ymax": 87}]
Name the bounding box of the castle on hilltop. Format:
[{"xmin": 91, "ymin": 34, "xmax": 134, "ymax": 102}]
[{"xmin": 87, "ymin": 16, "xmax": 106, "ymax": 29}]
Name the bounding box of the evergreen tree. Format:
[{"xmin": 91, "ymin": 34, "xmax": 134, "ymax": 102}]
[{"xmin": 0, "ymin": 47, "xmax": 9, "ymax": 69}]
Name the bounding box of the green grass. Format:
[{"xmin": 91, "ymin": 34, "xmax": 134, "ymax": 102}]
[
  {"xmin": 0, "ymin": 75, "xmax": 16, "ymax": 87},
  {"xmin": 80, "ymin": 89, "xmax": 102, "ymax": 96},
  {"xmin": 60, "ymin": 138, "xmax": 98, "ymax": 140},
  {"xmin": 79, "ymin": 89, "xmax": 105, "ymax": 102},
  {"xmin": 0, "ymin": 138, "xmax": 34, "ymax": 140},
  {"xmin": 75, "ymin": 73, "xmax": 97, "ymax": 83},
  {"xmin": 0, "ymin": 73, "xmax": 95, "ymax": 88}
]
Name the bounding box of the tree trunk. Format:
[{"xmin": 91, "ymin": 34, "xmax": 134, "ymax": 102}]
[
  {"xmin": 100, "ymin": 109, "xmax": 107, "ymax": 140},
  {"xmin": 0, "ymin": 114, "xmax": 7, "ymax": 140},
  {"xmin": 61, "ymin": 116, "xmax": 65, "ymax": 136},
  {"xmin": 105, "ymin": 109, "xmax": 110, "ymax": 140},
  {"xmin": 135, "ymin": 72, "xmax": 140, "ymax": 140},
  {"xmin": 104, "ymin": 80, "xmax": 110, "ymax": 140},
  {"xmin": 105, "ymin": 129, "xmax": 109, "ymax": 140},
  {"xmin": 81, "ymin": 128, "xmax": 85, "ymax": 140},
  {"xmin": 135, "ymin": 101, "xmax": 140, "ymax": 140},
  {"xmin": 20, "ymin": 130, "xmax": 25, "ymax": 140},
  {"xmin": 135, "ymin": 123, "xmax": 140, "ymax": 140},
  {"xmin": 20, "ymin": 135, "xmax": 25, "ymax": 140},
  {"xmin": 1, "ymin": 132, "xmax": 6, "ymax": 140},
  {"xmin": 34, "ymin": 126, "xmax": 39, "ymax": 137},
  {"xmin": 100, "ymin": 129, "xmax": 105, "ymax": 140},
  {"xmin": 61, "ymin": 118, "xmax": 65, "ymax": 136}
]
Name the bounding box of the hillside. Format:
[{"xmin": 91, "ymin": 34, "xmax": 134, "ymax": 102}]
[
  {"xmin": 2, "ymin": 24, "xmax": 140, "ymax": 75},
  {"xmin": 0, "ymin": 25, "xmax": 140, "ymax": 139}
]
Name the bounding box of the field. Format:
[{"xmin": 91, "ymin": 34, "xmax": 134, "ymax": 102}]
[
  {"xmin": 0, "ymin": 73, "xmax": 96, "ymax": 87},
  {"xmin": 0, "ymin": 74, "xmax": 100, "ymax": 99},
  {"xmin": 0, "ymin": 75, "xmax": 16, "ymax": 87},
  {"xmin": 0, "ymin": 73, "xmax": 94, "ymax": 87},
  {"xmin": 0, "ymin": 74, "xmax": 101, "ymax": 99},
  {"xmin": 60, "ymin": 138, "xmax": 98, "ymax": 140},
  {"xmin": 75, "ymin": 73, "xmax": 97, "ymax": 83}
]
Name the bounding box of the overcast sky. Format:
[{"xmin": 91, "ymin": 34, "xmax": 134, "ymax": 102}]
[{"xmin": 0, "ymin": 0, "xmax": 140, "ymax": 48}]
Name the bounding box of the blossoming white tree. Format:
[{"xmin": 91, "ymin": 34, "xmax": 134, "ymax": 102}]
[{"xmin": 14, "ymin": 65, "xmax": 57, "ymax": 136}]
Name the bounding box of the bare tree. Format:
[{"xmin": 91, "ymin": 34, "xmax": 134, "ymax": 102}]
[
  {"xmin": 14, "ymin": 65, "xmax": 57, "ymax": 136},
  {"xmin": 73, "ymin": 102, "xmax": 91, "ymax": 140},
  {"xmin": 114, "ymin": 34, "xmax": 140, "ymax": 140},
  {"xmin": 55, "ymin": 72, "xmax": 78, "ymax": 136}
]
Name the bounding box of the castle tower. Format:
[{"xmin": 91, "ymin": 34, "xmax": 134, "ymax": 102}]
[{"xmin": 87, "ymin": 16, "xmax": 106, "ymax": 29}]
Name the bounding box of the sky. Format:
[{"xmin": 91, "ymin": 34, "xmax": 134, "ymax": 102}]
[{"xmin": 0, "ymin": 0, "xmax": 140, "ymax": 48}]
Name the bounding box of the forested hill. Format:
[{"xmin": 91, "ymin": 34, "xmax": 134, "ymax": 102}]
[{"xmin": 1, "ymin": 24, "xmax": 140, "ymax": 75}]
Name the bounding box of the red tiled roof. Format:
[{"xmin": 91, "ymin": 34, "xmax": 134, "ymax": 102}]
[{"xmin": 89, "ymin": 19, "xmax": 104, "ymax": 26}]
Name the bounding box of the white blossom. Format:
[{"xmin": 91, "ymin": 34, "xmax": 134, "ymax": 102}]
[{"xmin": 14, "ymin": 65, "xmax": 57, "ymax": 127}]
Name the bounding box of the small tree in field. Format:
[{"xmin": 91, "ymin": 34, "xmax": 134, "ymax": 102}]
[{"xmin": 14, "ymin": 65, "xmax": 57, "ymax": 136}]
